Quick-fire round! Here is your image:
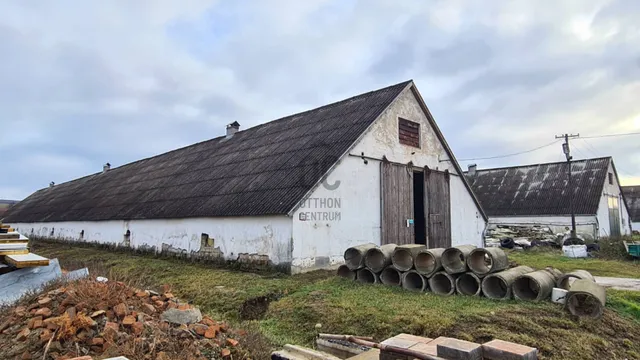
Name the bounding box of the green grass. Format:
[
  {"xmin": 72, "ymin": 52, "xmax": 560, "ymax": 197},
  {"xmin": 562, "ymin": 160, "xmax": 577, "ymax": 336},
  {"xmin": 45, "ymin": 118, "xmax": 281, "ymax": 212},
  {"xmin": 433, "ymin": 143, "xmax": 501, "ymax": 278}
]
[
  {"xmin": 33, "ymin": 241, "xmax": 640, "ymax": 360},
  {"xmin": 507, "ymin": 248, "xmax": 640, "ymax": 277}
]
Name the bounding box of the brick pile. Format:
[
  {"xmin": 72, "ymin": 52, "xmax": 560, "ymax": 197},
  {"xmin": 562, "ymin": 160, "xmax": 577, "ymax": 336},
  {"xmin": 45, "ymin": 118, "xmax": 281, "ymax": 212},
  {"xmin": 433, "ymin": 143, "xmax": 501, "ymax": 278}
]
[{"xmin": 0, "ymin": 280, "xmax": 241, "ymax": 359}]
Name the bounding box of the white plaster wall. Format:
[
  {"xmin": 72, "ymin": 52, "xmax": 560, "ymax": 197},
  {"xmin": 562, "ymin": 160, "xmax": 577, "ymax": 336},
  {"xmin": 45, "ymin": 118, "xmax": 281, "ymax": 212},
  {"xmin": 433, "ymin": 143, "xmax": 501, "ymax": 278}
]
[
  {"xmin": 290, "ymin": 85, "xmax": 485, "ymax": 273},
  {"xmin": 488, "ymin": 215, "xmax": 598, "ymax": 238},
  {"xmin": 13, "ymin": 216, "xmax": 293, "ymax": 264},
  {"xmin": 596, "ymin": 161, "xmax": 632, "ymax": 236}
]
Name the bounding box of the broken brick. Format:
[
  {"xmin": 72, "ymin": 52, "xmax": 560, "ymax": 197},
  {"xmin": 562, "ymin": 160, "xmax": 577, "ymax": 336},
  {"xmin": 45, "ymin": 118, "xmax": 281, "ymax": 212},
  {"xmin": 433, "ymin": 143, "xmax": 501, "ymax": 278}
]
[
  {"xmin": 113, "ymin": 303, "xmax": 127, "ymax": 318},
  {"xmin": 201, "ymin": 317, "xmax": 216, "ymax": 327},
  {"xmin": 132, "ymin": 322, "xmax": 144, "ymax": 336},
  {"xmin": 226, "ymin": 338, "xmax": 239, "ymax": 347},
  {"xmin": 204, "ymin": 327, "xmax": 217, "ymax": 339},
  {"xmin": 29, "ymin": 316, "xmax": 43, "ymax": 329},
  {"xmin": 221, "ymin": 348, "xmax": 231, "ymax": 357},
  {"xmin": 136, "ymin": 291, "xmax": 149, "ymax": 297},
  {"xmin": 122, "ymin": 315, "xmax": 136, "ymax": 326},
  {"xmin": 164, "ymin": 292, "xmax": 175, "ymax": 299},
  {"xmin": 14, "ymin": 306, "xmax": 27, "ymax": 317},
  {"xmin": 38, "ymin": 297, "xmax": 52, "ymax": 306},
  {"xmin": 104, "ymin": 322, "xmax": 119, "ymax": 331},
  {"xmin": 154, "ymin": 300, "xmax": 165, "ymax": 308},
  {"xmin": 35, "ymin": 307, "xmax": 52, "ymax": 318},
  {"xmin": 142, "ymin": 304, "xmax": 155, "ymax": 315},
  {"xmin": 91, "ymin": 337, "xmax": 104, "ymax": 346},
  {"xmin": 178, "ymin": 303, "xmax": 190, "ymax": 310},
  {"xmin": 40, "ymin": 329, "xmax": 53, "ymax": 342},
  {"xmin": 90, "ymin": 310, "xmax": 106, "ymax": 318},
  {"xmin": 16, "ymin": 327, "xmax": 30, "ymax": 341},
  {"xmin": 191, "ymin": 324, "xmax": 208, "ymax": 336}
]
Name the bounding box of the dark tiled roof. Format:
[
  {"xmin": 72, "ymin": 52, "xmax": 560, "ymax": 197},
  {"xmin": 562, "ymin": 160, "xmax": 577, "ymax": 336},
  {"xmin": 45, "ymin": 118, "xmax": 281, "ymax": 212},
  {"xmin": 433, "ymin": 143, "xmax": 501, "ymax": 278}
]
[
  {"xmin": 465, "ymin": 157, "xmax": 612, "ymax": 217},
  {"xmin": 5, "ymin": 81, "xmax": 411, "ymax": 222},
  {"xmin": 622, "ymin": 186, "xmax": 640, "ymax": 222}
]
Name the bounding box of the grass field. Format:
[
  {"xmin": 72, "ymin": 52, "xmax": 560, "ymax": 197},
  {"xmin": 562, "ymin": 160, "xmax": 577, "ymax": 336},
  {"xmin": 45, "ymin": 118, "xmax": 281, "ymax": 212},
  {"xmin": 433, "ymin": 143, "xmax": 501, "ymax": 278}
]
[{"xmin": 32, "ymin": 241, "xmax": 640, "ymax": 360}]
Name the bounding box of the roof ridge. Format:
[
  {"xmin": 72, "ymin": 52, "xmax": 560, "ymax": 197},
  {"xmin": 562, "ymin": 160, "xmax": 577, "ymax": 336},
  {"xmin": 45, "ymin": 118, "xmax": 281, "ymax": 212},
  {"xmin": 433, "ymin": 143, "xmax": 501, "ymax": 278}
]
[{"xmin": 469, "ymin": 156, "xmax": 612, "ymax": 173}]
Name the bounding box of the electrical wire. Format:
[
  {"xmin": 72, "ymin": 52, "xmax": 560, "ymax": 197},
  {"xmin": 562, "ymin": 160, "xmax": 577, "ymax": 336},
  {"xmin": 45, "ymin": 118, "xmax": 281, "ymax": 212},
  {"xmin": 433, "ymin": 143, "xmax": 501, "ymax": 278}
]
[
  {"xmin": 457, "ymin": 139, "xmax": 561, "ymax": 161},
  {"xmin": 580, "ymin": 132, "xmax": 640, "ymax": 139}
]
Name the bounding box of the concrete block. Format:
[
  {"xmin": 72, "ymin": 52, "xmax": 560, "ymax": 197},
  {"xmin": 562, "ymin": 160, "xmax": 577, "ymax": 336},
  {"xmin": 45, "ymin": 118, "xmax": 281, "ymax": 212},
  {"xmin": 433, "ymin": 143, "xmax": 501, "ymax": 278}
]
[
  {"xmin": 413, "ymin": 337, "xmax": 453, "ymax": 357},
  {"xmin": 380, "ymin": 334, "xmax": 434, "ymax": 360},
  {"xmin": 396, "ymin": 333, "xmax": 433, "ymax": 344},
  {"xmin": 345, "ymin": 349, "xmax": 379, "ymax": 360},
  {"xmin": 436, "ymin": 338, "xmax": 483, "ymax": 360},
  {"xmin": 483, "ymin": 339, "xmax": 537, "ymax": 360}
]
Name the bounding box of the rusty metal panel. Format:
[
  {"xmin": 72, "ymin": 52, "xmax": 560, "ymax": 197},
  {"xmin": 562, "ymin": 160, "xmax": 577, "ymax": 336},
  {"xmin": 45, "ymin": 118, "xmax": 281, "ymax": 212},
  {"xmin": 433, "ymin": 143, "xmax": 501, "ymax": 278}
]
[
  {"xmin": 425, "ymin": 169, "xmax": 451, "ymax": 248},
  {"xmin": 381, "ymin": 162, "xmax": 414, "ymax": 245}
]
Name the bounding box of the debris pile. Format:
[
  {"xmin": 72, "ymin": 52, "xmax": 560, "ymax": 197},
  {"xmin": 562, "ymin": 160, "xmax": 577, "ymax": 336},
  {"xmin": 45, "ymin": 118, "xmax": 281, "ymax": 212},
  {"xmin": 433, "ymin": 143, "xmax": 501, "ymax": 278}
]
[
  {"xmin": 338, "ymin": 243, "xmax": 606, "ymax": 318},
  {"xmin": 484, "ymin": 224, "xmax": 561, "ymax": 248},
  {"xmin": 0, "ymin": 279, "xmax": 241, "ymax": 359}
]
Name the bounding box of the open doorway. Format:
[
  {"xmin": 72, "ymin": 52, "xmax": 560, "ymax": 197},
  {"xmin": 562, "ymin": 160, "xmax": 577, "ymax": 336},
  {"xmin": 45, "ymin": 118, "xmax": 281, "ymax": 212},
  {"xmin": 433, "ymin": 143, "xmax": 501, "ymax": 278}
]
[{"xmin": 413, "ymin": 171, "xmax": 426, "ymax": 244}]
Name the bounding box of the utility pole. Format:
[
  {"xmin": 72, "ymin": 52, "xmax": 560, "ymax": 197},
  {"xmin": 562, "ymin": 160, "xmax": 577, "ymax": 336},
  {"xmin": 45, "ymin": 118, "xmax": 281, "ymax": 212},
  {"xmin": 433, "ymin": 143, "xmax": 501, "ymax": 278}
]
[{"xmin": 556, "ymin": 133, "xmax": 580, "ymax": 238}]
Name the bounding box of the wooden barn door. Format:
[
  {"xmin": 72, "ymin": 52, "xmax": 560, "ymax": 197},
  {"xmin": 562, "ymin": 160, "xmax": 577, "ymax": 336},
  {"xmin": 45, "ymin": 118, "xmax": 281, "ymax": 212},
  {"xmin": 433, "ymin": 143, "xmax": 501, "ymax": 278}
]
[
  {"xmin": 381, "ymin": 161, "xmax": 414, "ymax": 245},
  {"xmin": 425, "ymin": 169, "xmax": 451, "ymax": 248}
]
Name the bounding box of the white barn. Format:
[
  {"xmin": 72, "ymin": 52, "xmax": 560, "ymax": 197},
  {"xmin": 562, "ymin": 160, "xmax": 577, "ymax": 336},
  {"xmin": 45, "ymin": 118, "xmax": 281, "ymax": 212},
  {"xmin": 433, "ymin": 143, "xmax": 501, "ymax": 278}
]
[
  {"xmin": 4, "ymin": 80, "xmax": 487, "ymax": 273},
  {"xmin": 466, "ymin": 157, "xmax": 632, "ymax": 239},
  {"xmin": 621, "ymin": 186, "xmax": 640, "ymax": 232}
]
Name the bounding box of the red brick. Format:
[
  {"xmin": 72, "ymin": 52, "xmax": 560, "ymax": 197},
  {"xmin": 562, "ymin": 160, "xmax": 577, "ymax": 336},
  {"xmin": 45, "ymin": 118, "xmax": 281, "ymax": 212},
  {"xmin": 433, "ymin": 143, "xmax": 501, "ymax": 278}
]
[
  {"xmin": 226, "ymin": 338, "xmax": 239, "ymax": 347},
  {"xmin": 131, "ymin": 322, "xmax": 144, "ymax": 336},
  {"xmin": 113, "ymin": 303, "xmax": 127, "ymax": 318},
  {"xmin": 35, "ymin": 307, "xmax": 52, "ymax": 318},
  {"xmin": 122, "ymin": 315, "xmax": 136, "ymax": 326},
  {"xmin": 437, "ymin": 338, "xmax": 483, "ymax": 360},
  {"xmin": 220, "ymin": 348, "xmax": 231, "ymax": 357},
  {"xmin": 204, "ymin": 327, "xmax": 217, "ymax": 339},
  {"xmin": 16, "ymin": 327, "xmax": 30, "ymax": 341},
  {"xmin": 483, "ymin": 339, "xmax": 538, "ymax": 360}
]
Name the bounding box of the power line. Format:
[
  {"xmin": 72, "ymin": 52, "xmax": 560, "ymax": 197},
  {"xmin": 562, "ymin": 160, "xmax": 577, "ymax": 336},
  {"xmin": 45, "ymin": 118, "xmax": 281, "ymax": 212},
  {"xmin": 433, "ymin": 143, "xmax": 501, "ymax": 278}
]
[
  {"xmin": 580, "ymin": 131, "xmax": 640, "ymax": 139},
  {"xmin": 457, "ymin": 139, "xmax": 561, "ymax": 161}
]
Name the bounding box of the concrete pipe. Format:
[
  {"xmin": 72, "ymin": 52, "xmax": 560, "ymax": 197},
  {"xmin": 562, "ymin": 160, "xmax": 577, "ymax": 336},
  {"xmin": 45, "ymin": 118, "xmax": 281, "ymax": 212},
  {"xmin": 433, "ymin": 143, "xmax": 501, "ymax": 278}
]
[
  {"xmin": 380, "ymin": 266, "xmax": 403, "ymax": 286},
  {"xmin": 467, "ymin": 248, "xmax": 509, "ymax": 275},
  {"xmin": 441, "ymin": 245, "xmax": 477, "ymax": 274},
  {"xmin": 392, "ymin": 244, "xmax": 426, "ymax": 272},
  {"xmin": 337, "ymin": 264, "xmax": 356, "ymax": 280},
  {"xmin": 356, "ymin": 268, "xmax": 379, "ymax": 284},
  {"xmin": 344, "ymin": 243, "xmax": 377, "ymax": 270},
  {"xmin": 456, "ymin": 272, "xmax": 483, "ymax": 296},
  {"xmin": 557, "ymin": 270, "xmax": 596, "ymax": 290},
  {"xmin": 364, "ymin": 244, "xmax": 397, "ymax": 273},
  {"xmin": 414, "ymin": 248, "xmax": 446, "ymax": 277},
  {"xmin": 428, "ymin": 271, "xmax": 458, "ymax": 296},
  {"xmin": 513, "ymin": 267, "xmax": 563, "ymax": 301},
  {"xmin": 566, "ymin": 279, "xmax": 606, "ymax": 318},
  {"xmin": 482, "ymin": 266, "xmax": 534, "ymax": 300},
  {"xmin": 402, "ymin": 270, "xmax": 428, "ymax": 292}
]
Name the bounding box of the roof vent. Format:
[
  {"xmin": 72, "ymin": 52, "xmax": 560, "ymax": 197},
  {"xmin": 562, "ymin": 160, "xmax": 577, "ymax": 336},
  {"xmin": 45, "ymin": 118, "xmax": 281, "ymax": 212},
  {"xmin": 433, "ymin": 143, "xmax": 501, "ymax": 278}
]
[
  {"xmin": 49, "ymin": 181, "xmax": 55, "ymax": 188},
  {"xmin": 103, "ymin": 162, "xmax": 111, "ymax": 173},
  {"xmin": 226, "ymin": 121, "xmax": 240, "ymax": 138},
  {"xmin": 468, "ymin": 164, "xmax": 477, "ymax": 176}
]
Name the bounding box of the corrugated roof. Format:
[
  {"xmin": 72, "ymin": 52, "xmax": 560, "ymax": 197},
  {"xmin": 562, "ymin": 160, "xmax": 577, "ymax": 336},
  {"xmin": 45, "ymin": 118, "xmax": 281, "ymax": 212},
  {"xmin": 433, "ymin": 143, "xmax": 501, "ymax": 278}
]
[
  {"xmin": 5, "ymin": 81, "xmax": 411, "ymax": 222},
  {"xmin": 622, "ymin": 185, "xmax": 640, "ymax": 222},
  {"xmin": 465, "ymin": 157, "xmax": 613, "ymax": 217}
]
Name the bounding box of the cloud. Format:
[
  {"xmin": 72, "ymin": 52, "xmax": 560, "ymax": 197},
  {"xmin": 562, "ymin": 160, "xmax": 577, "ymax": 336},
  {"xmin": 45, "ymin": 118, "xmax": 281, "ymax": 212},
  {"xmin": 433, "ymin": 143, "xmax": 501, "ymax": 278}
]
[{"xmin": 0, "ymin": 0, "xmax": 639, "ymax": 201}]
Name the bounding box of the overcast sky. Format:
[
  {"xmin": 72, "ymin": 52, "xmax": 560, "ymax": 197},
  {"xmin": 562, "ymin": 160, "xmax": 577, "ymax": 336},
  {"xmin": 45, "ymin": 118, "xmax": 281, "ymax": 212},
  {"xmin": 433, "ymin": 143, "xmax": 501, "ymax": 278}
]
[{"xmin": 1, "ymin": 0, "xmax": 639, "ymax": 200}]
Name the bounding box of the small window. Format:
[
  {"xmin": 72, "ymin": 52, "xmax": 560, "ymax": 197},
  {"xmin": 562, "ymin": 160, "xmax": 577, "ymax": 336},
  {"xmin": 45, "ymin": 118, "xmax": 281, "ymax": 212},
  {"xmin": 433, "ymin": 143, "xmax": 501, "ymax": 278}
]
[
  {"xmin": 608, "ymin": 172, "xmax": 613, "ymax": 185},
  {"xmin": 201, "ymin": 233, "xmax": 214, "ymax": 247},
  {"xmin": 398, "ymin": 118, "xmax": 420, "ymax": 148}
]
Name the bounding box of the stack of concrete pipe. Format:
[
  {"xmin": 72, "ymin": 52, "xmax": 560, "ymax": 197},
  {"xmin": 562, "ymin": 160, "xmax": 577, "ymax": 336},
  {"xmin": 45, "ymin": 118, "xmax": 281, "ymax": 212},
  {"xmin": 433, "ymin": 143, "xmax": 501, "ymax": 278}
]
[{"xmin": 337, "ymin": 242, "xmax": 606, "ymax": 318}]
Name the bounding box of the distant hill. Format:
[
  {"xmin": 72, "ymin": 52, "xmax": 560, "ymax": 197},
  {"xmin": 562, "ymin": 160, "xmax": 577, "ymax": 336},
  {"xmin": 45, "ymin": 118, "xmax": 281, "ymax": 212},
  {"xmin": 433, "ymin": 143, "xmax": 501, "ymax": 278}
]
[{"xmin": 0, "ymin": 200, "xmax": 18, "ymax": 218}]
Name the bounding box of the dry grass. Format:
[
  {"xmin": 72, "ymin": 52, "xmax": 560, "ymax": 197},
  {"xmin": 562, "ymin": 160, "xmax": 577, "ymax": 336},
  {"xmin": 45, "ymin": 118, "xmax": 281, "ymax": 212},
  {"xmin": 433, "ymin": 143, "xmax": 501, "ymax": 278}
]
[{"xmin": 31, "ymin": 240, "xmax": 640, "ymax": 360}]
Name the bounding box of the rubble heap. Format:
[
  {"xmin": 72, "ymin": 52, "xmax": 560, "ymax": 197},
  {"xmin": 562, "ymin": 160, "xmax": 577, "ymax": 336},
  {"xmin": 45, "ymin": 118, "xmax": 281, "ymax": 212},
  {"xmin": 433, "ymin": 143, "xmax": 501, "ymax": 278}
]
[{"xmin": 0, "ymin": 279, "xmax": 241, "ymax": 360}]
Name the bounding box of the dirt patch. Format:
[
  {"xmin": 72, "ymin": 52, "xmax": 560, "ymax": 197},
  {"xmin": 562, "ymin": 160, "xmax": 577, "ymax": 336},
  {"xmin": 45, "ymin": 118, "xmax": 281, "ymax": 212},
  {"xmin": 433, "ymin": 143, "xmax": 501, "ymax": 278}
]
[{"xmin": 239, "ymin": 293, "xmax": 282, "ymax": 320}]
